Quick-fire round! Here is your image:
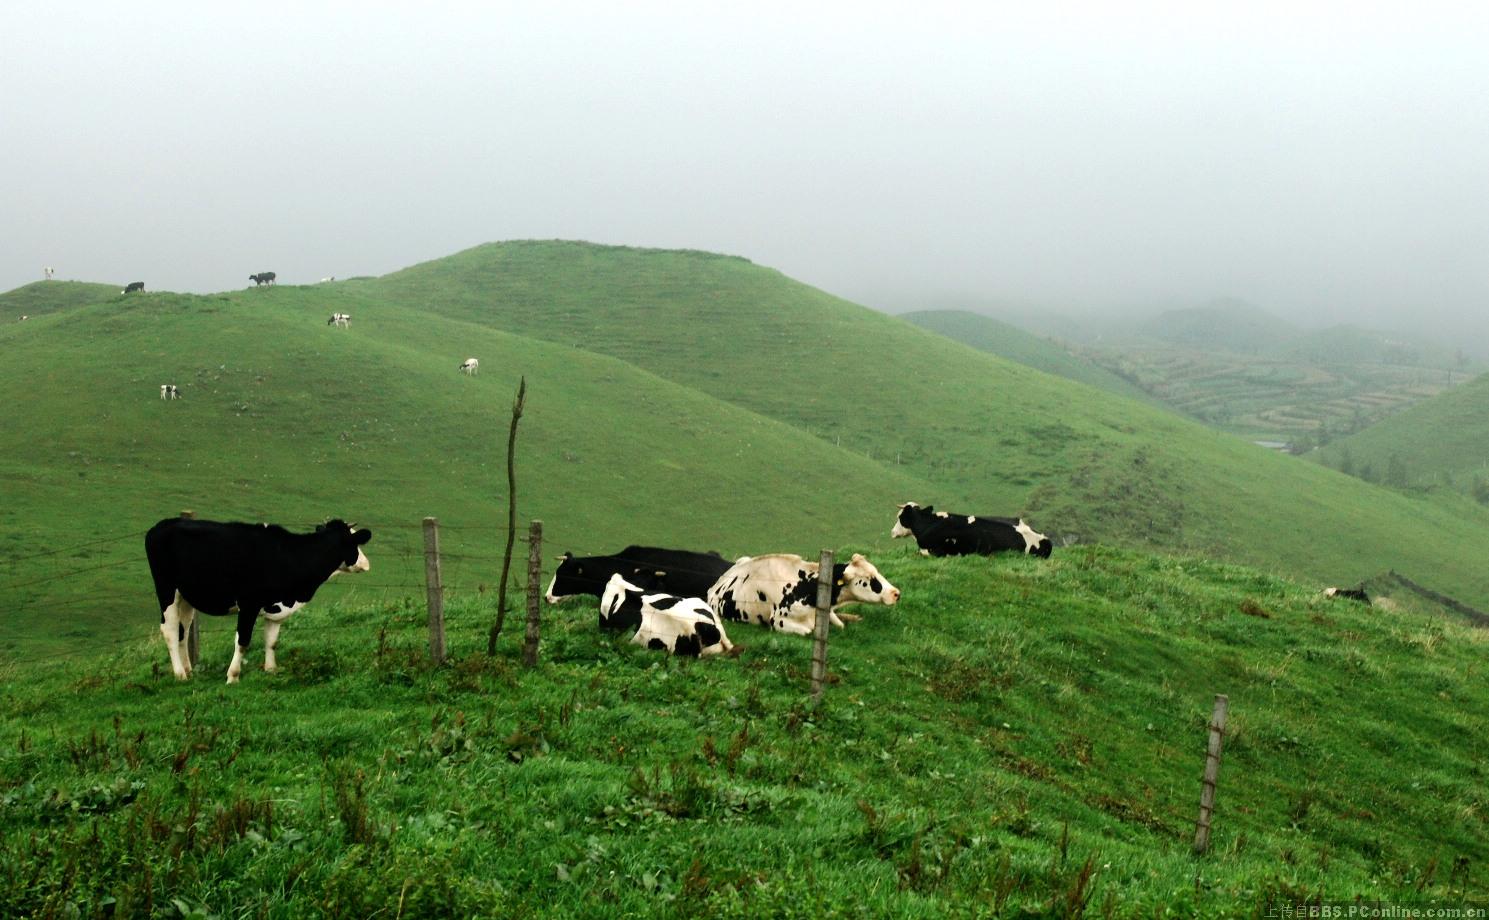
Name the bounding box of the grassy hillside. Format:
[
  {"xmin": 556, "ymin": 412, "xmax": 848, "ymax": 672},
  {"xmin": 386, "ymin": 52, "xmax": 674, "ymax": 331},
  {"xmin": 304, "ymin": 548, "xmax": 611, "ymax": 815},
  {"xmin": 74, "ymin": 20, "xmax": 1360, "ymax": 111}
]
[
  {"xmin": 2, "ymin": 546, "xmax": 1484, "ymax": 916},
  {"xmin": 1131, "ymin": 300, "xmax": 1299, "ymax": 354},
  {"xmin": 1313, "ymin": 370, "xmax": 1489, "ymax": 494},
  {"xmin": 365, "ymin": 241, "xmax": 1489, "ymax": 608},
  {"xmin": 0, "ymin": 283, "xmax": 930, "ymax": 654},
  {"xmin": 0, "ymin": 280, "xmax": 122, "ymax": 322},
  {"xmin": 899, "ymin": 309, "xmax": 1156, "ymax": 404}
]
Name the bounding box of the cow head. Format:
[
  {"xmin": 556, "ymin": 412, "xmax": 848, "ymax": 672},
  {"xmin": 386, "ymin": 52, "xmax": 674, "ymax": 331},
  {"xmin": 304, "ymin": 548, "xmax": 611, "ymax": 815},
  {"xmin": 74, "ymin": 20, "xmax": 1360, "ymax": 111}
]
[
  {"xmin": 320, "ymin": 520, "xmax": 373, "ymax": 573},
  {"xmin": 1015, "ymin": 519, "xmax": 1053, "ymax": 558},
  {"xmin": 833, "ymin": 553, "xmax": 900, "ymax": 606},
  {"xmin": 891, "ymin": 502, "xmax": 929, "ymax": 539},
  {"xmin": 546, "ymin": 552, "xmax": 586, "ymax": 603}
]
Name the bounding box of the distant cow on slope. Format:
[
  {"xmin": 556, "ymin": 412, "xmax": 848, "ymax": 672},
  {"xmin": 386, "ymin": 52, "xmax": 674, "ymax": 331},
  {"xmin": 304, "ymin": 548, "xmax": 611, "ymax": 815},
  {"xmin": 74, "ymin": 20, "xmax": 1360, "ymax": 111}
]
[
  {"xmin": 327, "ymin": 313, "xmax": 351, "ymax": 328},
  {"xmin": 123, "ymin": 281, "xmax": 145, "ymax": 294},
  {"xmin": 144, "ymin": 518, "xmax": 372, "ymax": 683},
  {"xmin": 249, "ymin": 272, "xmax": 277, "ymax": 286},
  {"xmin": 1324, "ymin": 586, "xmax": 1371, "ymax": 604},
  {"xmin": 891, "ymin": 502, "xmax": 1053, "ymax": 558},
  {"xmin": 159, "ymin": 384, "xmax": 180, "ymax": 400},
  {"xmin": 459, "ymin": 358, "xmax": 479, "ymax": 375}
]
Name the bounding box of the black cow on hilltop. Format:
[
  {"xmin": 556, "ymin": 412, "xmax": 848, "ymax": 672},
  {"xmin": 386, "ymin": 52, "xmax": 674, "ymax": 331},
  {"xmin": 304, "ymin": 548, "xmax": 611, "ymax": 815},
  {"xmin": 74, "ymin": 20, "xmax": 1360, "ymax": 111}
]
[
  {"xmin": 891, "ymin": 502, "xmax": 1053, "ymax": 558},
  {"xmin": 123, "ymin": 281, "xmax": 145, "ymax": 293},
  {"xmin": 144, "ymin": 517, "xmax": 372, "ymax": 683},
  {"xmin": 249, "ymin": 272, "xmax": 277, "ymax": 286}
]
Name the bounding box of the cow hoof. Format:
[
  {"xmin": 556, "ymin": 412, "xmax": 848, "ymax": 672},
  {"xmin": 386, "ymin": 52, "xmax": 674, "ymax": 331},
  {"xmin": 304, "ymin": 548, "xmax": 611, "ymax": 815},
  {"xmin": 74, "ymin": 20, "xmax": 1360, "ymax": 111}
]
[
  {"xmin": 263, "ymin": 664, "xmax": 277, "ymax": 673},
  {"xmin": 226, "ymin": 673, "xmax": 240, "ymax": 685},
  {"xmin": 173, "ymin": 670, "xmax": 189, "ymax": 681}
]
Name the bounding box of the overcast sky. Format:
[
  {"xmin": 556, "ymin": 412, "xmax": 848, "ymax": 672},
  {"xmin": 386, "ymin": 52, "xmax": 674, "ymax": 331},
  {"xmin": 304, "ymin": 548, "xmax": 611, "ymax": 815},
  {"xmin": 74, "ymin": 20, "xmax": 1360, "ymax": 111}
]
[{"xmin": 4, "ymin": 2, "xmax": 1487, "ymax": 337}]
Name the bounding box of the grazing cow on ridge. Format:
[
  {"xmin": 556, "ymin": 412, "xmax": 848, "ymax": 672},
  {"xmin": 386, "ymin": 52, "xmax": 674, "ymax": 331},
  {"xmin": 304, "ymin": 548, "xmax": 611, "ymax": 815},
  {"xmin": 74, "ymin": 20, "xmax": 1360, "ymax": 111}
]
[
  {"xmin": 1324, "ymin": 587, "xmax": 1371, "ymax": 604},
  {"xmin": 159, "ymin": 384, "xmax": 180, "ymax": 400},
  {"xmin": 708, "ymin": 553, "xmax": 900, "ymax": 635},
  {"xmin": 546, "ymin": 546, "xmax": 732, "ymax": 605},
  {"xmin": 123, "ymin": 281, "xmax": 145, "ymax": 294},
  {"xmin": 144, "ymin": 518, "xmax": 372, "ymax": 683},
  {"xmin": 327, "ymin": 313, "xmax": 351, "ymax": 328},
  {"xmin": 601, "ymin": 574, "xmax": 736, "ymax": 656},
  {"xmin": 891, "ymin": 502, "xmax": 1053, "ymax": 558},
  {"xmin": 249, "ymin": 272, "xmax": 277, "ymax": 286},
  {"xmin": 459, "ymin": 358, "xmax": 480, "ymax": 375}
]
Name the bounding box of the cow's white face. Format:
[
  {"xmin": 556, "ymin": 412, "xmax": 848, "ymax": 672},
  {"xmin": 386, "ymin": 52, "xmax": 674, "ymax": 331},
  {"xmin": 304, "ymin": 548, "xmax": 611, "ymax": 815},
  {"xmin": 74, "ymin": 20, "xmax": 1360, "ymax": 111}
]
[
  {"xmin": 838, "ymin": 553, "xmax": 900, "ymax": 606},
  {"xmin": 891, "ymin": 502, "xmax": 921, "ymax": 539}
]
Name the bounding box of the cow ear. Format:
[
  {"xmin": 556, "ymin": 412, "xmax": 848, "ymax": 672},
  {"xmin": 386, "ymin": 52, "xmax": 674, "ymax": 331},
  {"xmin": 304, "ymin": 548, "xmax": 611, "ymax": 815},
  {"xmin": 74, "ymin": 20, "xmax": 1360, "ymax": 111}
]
[
  {"xmin": 922, "ymin": 505, "xmax": 934, "ymax": 513},
  {"xmin": 354, "ymin": 528, "xmax": 372, "ymax": 544}
]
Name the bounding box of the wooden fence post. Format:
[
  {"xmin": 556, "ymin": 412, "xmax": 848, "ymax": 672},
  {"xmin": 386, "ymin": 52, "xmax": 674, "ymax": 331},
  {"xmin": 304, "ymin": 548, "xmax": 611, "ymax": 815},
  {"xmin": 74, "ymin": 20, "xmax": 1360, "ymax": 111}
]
[
  {"xmin": 810, "ymin": 549, "xmax": 834, "ymax": 705},
  {"xmin": 523, "ymin": 520, "xmax": 543, "ymax": 667},
  {"xmin": 1193, "ymin": 694, "xmax": 1229, "ymax": 854},
  {"xmin": 181, "ymin": 510, "xmax": 200, "ymax": 668},
  {"xmin": 423, "ymin": 517, "xmax": 446, "ymax": 664}
]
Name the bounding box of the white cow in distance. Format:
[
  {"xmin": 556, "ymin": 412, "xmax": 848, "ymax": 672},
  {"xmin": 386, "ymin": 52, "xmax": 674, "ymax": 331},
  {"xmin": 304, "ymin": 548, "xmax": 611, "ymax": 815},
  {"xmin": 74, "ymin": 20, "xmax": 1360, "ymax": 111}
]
[
  {"xmin": 460, "ymin": 358, "xmax": 479, "ymax": 375},
  {"xmin": 160, "ymin": 384, "xmax": 180, "ymax": 400}
]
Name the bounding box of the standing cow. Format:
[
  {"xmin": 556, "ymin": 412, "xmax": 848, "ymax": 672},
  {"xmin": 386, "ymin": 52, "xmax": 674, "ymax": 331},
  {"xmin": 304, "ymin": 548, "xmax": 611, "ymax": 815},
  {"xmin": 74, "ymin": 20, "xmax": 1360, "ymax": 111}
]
[
  {"xmin": 123, "ymin": 282, "xmax": 145, "ymax": 293},
  {"xmin": 708, "ymin": 553, "xmax": 900, "ymax": 635},
  {"xmin": 459, "ymin": 358, "xmax": 480, "ymax": 375},
  {"xmin": 144, "ymin": 518, "xmax": 372, "ymax": 683},
  {"xmin": 249, "ymin": 272, "xmax": 277, "ymax": 286},
  {"xmin": 891, "ymin": 502, "xmax": 1052, "ymax": 558}
]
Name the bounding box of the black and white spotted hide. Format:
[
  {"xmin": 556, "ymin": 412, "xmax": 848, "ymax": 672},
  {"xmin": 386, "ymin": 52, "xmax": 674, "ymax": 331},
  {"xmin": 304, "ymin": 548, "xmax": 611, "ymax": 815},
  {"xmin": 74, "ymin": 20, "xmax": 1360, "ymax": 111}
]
[{"xmin": 602, "ymin": 574, "xmax": 734, "ymax": 657}]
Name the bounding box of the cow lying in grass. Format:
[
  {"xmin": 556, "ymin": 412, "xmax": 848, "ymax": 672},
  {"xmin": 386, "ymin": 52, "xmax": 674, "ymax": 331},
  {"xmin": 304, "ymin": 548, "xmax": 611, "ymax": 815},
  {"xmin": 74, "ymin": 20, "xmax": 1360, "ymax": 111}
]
[
  {"xmin": 144, "ymin": 517, "xmax": 372, "ymax": 683},
  {"xmin": 891, "ymin": 502, "xmax": 1052, "ymax": 558},
  {"xmin": 707, "ymin": 553, "xmax": 899, "ymax": 635},
  {"xmin": 601, "ymin": 574, "xmax": 735, "ymax": 656}
]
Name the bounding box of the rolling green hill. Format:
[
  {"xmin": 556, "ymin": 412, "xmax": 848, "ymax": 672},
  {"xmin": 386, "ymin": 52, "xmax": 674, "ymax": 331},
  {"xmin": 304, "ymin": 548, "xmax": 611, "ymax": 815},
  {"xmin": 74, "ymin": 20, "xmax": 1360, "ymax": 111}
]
[
  {"xmin": 4, "ymin": 241, "xmax": 1489, "ymax": 663},
  {"xmin": 898, "ymin": 309, "xmax": 1156, "ymax": 404},
  {"xmin": 364, "ymin": 241, "xmax": 1489, "ymax": 605},
  {"xmin": 2, "ymin": 546, "xmax": 1484, "ymax": 915},
  {"xmin": 1, "ymin": 280, "xmax": 121, "ymax": 321},
  {"xmin": 0, "ymin": 283, "xmax": 928, "ymax": 654},
  {"xmin": 1313, "ymin": 370, "xmax": 1489, "ymax": 493}
]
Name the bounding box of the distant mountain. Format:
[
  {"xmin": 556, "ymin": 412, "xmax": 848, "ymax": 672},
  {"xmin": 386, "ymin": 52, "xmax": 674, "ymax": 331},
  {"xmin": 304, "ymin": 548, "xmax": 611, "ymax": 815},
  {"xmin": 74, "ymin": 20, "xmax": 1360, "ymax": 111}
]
[
  {"xmin": 1131, "ymin": 299, "xmax": 1300, "ymax": 354},
  {"xmin": 1314, "ymin": 370, "xmax": 1489, "ymax": 493},
  {"xmin": 899, "ymin": 309, "xmax": 1157, "ymax": 404},
  {"xmin": 1280, "ymin": 324, "xmax": 1472, "ymax": 370}
]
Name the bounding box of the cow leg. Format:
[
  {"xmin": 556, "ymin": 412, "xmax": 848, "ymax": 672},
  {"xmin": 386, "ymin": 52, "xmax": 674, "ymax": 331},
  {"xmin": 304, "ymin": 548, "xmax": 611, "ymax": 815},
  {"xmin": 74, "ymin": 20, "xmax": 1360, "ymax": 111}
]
[
  {"xmin": 177, "ymin": 604, "xmax": 196, "ymax": 676},
  {"xmin": 227, "ymin": 611, "xmax": 258, "ymax": 684},
  {"xmin": 159, "ymin": 593, "xmax": 189, "ymax": 680},
  {"xmin": 262, "ymin": 620, "xmax": 281, "ymax": 672}
]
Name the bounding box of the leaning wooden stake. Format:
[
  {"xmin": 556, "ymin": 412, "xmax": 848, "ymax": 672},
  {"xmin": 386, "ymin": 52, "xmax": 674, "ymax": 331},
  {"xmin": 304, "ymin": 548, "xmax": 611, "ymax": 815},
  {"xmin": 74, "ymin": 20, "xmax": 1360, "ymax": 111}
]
[
  {"xmin": 488, "ymin": 375, "xmax": 527, "ymax": 654},
  {"xmin": 423, "ymin": 517, "xmax": 446, "ymax": 664},
  {"xmin": 181, "ymin": 510, "xmax": 200, "ymax": 668},
  {"xmin": 810, "ymin": 549, "xmax": 834, "ymax": 705},
  {"xmin": 523, "ymin": 520, "xmax": 543, "ymax": 667},
  {"xmin": 1193, "ymin": 694, "xmax": 1229, "ymax": 854}
]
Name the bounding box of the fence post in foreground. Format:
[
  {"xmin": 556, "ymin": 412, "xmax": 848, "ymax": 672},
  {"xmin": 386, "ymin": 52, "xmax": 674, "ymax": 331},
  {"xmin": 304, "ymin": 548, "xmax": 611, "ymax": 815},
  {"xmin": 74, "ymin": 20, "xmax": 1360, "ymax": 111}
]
[
  {"xmin": 810, "ymin": 549, "xmax": 834, "ymax": 705},
  {"xmin": 523, "ymin": 520, "xmax": 543, "ymax": 667},
  {"xmin": 181, "ymin": 510, "xmax": 200, "ymax": 668},
  {"xmin": 1193, "ymin": 694, "xmax": 1229, "ymax": 854},
  {"xmin": 422, "ymin": 517, "xmax": 446, "ymax": 664}
]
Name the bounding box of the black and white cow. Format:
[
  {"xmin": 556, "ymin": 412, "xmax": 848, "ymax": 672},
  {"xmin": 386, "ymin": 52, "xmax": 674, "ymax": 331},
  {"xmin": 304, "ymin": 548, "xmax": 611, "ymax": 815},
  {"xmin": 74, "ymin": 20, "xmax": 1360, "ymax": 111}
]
[
  {"xmin": 707, "ymin": 553, "xmax": 900, "ymax": 635},
  {"xmin": 327, "ymin": 313, "xmax": 351, "ymax": 328},
  {"xmin": 601, "ymin": 574, "xmax": 735, "ymax": 656},
  {"xmin": 249, "ymin": 272, "xmax": 277, "ymax": 286},
  {"xmin": 144, "ymin": 518, "xmax": 372, "ymax": 683},
  {"xmin": 159, "ymin": 384, "xmax": 180, "ymax": 400},
  {"xmin": 123, "ymin": 281, "xmax": 145, "ymax": 293},
  {"xmin": 459, "ymin": 358, "xmax": 480, "ymax": 375},
  {"xmin": 891, "ymin": 502, "xmax": 1052, "ymax": 558},
  {"xmin": 546, "ymin": 546, "xmax": 733, "ymax": 605},
  {"xmin": 1324, "ymin": 586, "xmax": 1371, "ymax": 604}
]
